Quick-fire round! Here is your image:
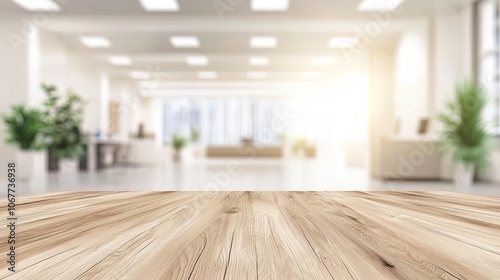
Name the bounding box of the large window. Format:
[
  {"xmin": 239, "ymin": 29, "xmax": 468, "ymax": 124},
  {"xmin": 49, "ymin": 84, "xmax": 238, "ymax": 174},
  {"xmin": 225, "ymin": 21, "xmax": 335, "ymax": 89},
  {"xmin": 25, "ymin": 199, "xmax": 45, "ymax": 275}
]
[
  {"xmin": 479, "ymin": 0, "xmax": 500, "ymax": 134},
  {"xmin": 162, "ymin": 98, "xmax": 290, "ymax": 145}
]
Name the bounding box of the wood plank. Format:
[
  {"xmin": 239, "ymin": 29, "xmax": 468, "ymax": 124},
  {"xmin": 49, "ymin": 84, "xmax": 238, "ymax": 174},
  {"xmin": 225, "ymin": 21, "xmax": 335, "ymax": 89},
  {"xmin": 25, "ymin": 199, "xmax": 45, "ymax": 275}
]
[{"xmin": 1, "ymin": 192, "xmax": 499, "ymax": 279}]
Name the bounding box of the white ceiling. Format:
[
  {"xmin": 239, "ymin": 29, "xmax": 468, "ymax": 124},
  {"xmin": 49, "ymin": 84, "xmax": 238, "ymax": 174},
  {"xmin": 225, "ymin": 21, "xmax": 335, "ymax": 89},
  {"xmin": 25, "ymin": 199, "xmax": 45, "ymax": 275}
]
[
  {"xmin": 0, "ymin": 0, "xmax": 475, "ymax": 82},
  {"xmin": 0, "ymin": 0, "xmax": 473, "ymax": 17}
]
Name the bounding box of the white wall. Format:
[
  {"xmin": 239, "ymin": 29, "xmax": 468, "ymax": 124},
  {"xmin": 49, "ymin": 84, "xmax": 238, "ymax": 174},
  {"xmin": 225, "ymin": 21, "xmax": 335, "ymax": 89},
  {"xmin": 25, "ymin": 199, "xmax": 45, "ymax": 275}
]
[
  {"xmin": 0, "ymin": 17, "xmax": 34, "ymax": 178},
  {"xmin": 40, "ymin": 31, "xmax": 105, "ymax": 133},
  {"xmin": 151, "ymin": 99, "xmax": 163, "ymax": 146},
  {"xmin": 484, "ymin": 142, "xmax": 500, "ymax": 182},
  {"xmin": 369, "ymin": 46, "xmax": 395, "ymax": 178},
  {"xmin": 434, "ymin": 8, "xmax": 473, "ymax": 114},
  {"xmin": 433, "ymin": 6, "xmax": 475, "ymax": 180},
  {"xmin": 394, "ymin": 21, "xmax": 430, "ymax": 137},
  {"xmin": 138, "ymin": 98, "xmax": 153, "ymax": 133},
  {"xmin": 39, "ymin": 30, "xmax": 68, "ymax": 90},
  {"xmin": 39, "ymin": 30, "xmax": 105, "ymax": 133},
  {"xmin": 109, "ymin": 80, "xmax": 134, "ymax": 139}
]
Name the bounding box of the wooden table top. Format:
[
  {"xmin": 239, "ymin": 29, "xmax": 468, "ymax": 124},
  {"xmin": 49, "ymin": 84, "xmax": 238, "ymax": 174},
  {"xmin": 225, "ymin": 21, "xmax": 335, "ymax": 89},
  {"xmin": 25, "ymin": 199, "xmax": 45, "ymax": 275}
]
[{"xmin": 1, "ymin": 191, "xmax": 499, "ymax": 279}]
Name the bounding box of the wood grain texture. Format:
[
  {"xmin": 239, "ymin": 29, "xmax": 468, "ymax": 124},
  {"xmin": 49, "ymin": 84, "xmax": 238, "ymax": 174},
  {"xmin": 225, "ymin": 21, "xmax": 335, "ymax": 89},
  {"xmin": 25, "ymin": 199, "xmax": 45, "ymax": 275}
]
[{"xmin": 1, "ymin": 191, "xmax": 500, "ymax": 279}]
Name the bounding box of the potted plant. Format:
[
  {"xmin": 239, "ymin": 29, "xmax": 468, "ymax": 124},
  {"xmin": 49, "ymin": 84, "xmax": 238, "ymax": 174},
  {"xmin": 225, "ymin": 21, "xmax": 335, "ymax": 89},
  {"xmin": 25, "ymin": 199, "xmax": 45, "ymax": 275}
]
[
  {"xmin": 437, "ymin": 80, "xmax": 491, "ymax": 191},
  {"xmin": 42, "ymin": 84, "xmax": 87, "ymax": 173},
  {"xmin": 2, "ymin": 105, "xmax": 48, "ymax": 180},
  {"xmin": 190, "ymin": 127, "xmax": 204, "ymax": 157},
  {"xmin": 191, "ymin": 127, "xmax": 200, "ymax": 143},
  {"xmin": 172, "ymin": 134, "xmax": 187, "ymax": 162},
  {"xmin": 292, "ymin": 138, "xmax": 307, "ymax": 157}
]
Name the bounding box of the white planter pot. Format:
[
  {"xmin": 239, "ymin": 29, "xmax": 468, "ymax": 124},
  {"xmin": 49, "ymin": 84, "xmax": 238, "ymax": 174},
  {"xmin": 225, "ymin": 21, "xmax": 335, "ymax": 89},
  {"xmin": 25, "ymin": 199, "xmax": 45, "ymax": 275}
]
[
  {"xmin": 16, "ymin": 150, "xmax": 47, "ymax": 181},
  {"xmin": 172, "ymin": 150, "xmax": 182, "ymax": 162},
  {"xmin": 60, "ymin": 159, "xmax": 80, "ymax": 174},
  {"xmin": 454, "ymin": 162, "xmax": 474, "ymax": 192}
]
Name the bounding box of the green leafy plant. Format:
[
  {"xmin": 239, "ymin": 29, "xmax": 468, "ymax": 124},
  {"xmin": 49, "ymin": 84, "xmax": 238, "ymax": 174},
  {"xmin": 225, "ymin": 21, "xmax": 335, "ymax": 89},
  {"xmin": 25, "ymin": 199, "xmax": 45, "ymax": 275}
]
[
  {"xmin": 191, "ymin": 127, "xmax": 200, "ymax": 143},
  {"xmin": 172, "ymin": 134, "xmax": 188, "ymax": 151},
  {"xmin": 437, "ymin": 80, "xmax": 491, "ymax": 170},
  {"xmin": 292, "ymin": 138, "xmax": 307, "ymax": 155},
  {"xmin": 2, "ymin": 105, "xmax": 47, "ymax": 150},
  {"xmin": 42, "ymin": 84, "xmax": 87, "ymax": 160}
]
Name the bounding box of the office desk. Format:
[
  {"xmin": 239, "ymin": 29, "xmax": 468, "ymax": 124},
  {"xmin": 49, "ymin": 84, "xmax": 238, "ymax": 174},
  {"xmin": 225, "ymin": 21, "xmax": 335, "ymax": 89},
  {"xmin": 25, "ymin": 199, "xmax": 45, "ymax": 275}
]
[{"xmin": 81, "ymin": 140, "xmax": 127, "ymax": 172}]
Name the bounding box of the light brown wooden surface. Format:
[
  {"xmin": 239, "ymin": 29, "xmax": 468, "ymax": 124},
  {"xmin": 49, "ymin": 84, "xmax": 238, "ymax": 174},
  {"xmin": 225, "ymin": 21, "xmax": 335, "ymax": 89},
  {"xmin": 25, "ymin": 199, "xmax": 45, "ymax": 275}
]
[{"xmin": 1, "ymin": 191, "xmax": 500, "ymax": 279}]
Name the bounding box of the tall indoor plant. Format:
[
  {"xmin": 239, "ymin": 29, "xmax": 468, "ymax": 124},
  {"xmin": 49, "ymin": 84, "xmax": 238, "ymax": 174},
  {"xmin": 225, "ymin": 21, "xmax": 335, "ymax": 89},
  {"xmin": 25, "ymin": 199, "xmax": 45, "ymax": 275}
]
[
  {"xmin": 437, "ymin": 80, "xmax": 491, "ymax": 190},
  {"xmin": 172, "ymin": 134, "xmax": 187, "ymax": 162},
  {"xmin": 42, "ymin": 84, "xmax": 87, "ymax": 173},
  {"xmin": 2, "ymin": 105, "xmax": 48, "ymax": 180}
]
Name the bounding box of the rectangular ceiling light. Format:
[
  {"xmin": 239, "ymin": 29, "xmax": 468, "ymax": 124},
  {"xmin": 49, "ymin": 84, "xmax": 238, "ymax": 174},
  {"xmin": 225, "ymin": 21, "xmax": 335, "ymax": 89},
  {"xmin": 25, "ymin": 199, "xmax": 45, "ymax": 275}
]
[
  {"xmin": 251, "ymin": 0, "xmax": 289, "ymax": 11},
  {"xmin": 138, "ymin": 0, "xmax": 179, "ymax": 11},
  {"xmin": 250, "ymin": 37, "xmax": 278, "ymax": 48},
  {"xmin": 79, "ymin": 36, "xmax": 111, "ymax": 48},
  {"xmin": 10, "ymin": 0, "xmax": 60, "ymax": 12},
  {"xmin": 109, "ymin": 56, "xmax": 133, "ymax": 66},
  {"xmin": 170, "ymin": 36, "xmax": 200, "ymax": 48},
  {"xmin": 328, "ymin": 37, "xmax": 358, "ymax": 48},
  {"xmin": 247, "ymin": 72, "xmax": 268, "ymax": 80},
  {"xmin": 186, "ymin": 56, "xmax": 209, "ymax": 66},
  {"xmin": 198, "ymin": 72, "xmax": 218, "ymax": 79},
  {"xmin": 357, "ymin": 0, "xmax": 405, "ymax": 11},
  {"xmin": 312, "ymin": 57, "xmax": 336, "ymax": 66},
  {"xmin": 249, "ymin": 57, "xmax": 270, "ymax": 66},
  {"xmin": 303, "ymin": 72, "xmax": 325, "ymax": 79},
  {"xmin": 129, "ymin": 71, "xmax": 151, "ymax": 80}
]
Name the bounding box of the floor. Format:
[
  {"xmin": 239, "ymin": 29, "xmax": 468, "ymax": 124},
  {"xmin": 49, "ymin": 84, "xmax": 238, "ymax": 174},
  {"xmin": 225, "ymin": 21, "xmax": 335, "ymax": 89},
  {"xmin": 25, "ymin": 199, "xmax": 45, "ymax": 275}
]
[
  {"xmin": 2, "ymin": 191, "xmax": 499, "ymax": 279},
  {"xmin": 2, "ymin": 159, "xmax": 500, "ymax": 197}
]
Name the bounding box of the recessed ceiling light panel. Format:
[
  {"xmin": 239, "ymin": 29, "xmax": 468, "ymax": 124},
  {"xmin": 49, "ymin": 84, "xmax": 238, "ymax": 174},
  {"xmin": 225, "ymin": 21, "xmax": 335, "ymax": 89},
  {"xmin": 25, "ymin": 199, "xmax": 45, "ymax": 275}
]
[
  {"xmin": 328, "ymin": 37, "xmax": 358, "ymax": 48},
  {"xmin": 139, "ymin": 0, "xmax": 179, "ymax": 11},
  {"xmin": 170, "ymin": 36, "xmax": 200, "ymax": 48},
  {"xmin": 10, "ymin": 0, "xmax": 60, "ymax": 12},
  {"xmin": 186, "ymin": 56, "xmax": 209, "ymax": 66},
  {"xmin": 109, "ymin": 56, "xmax": 133, "ymax": 66},
  {"xmin": 79, "ymin": 36, "xmax": 111, "ymax": 48},
  {"xmin": 357, "ymin": 0, "xmax": 405, "ymax": 11},
  {"xmin": 251, "ymin": 0, "xmax": 289, "ymax": 11},
  {"xmin": 249, "ymin": 57, "xmax": 270, "ymax": 66},
  {"xmin": 250, "ymin": 37, "xmax": 278, "ymax": 48}
]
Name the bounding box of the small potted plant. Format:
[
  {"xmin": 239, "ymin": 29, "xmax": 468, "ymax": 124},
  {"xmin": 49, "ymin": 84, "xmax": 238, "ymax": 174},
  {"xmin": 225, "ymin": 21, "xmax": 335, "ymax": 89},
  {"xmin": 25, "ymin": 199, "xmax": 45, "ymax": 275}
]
[
  {"xmin": 191, "ymin": 127, "xmax": 204, "ymax": 157},
  {"xmin": 191, "ymin": 127, "xmax": 200, "ymax": 143},
  {"xmin": 172, "ymin": 134, "xmax": 187, "ymax": 162},
  {"xmin": 437, "ymin": 80, "xmax": 492, "ymax": 191},
  {"xmin": 42, "ymin": 84, "xmax": 87, "ymax": 173},
  {"xmin": 2, "ymin": 105, "xmax": 48, "ymax": 180},
  {"xmin": 292, "ymin": 138, "xmax": 308, "ymax": 158}
]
